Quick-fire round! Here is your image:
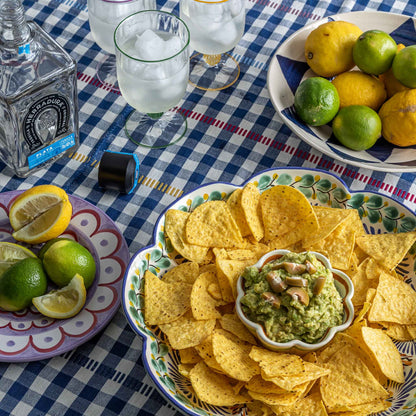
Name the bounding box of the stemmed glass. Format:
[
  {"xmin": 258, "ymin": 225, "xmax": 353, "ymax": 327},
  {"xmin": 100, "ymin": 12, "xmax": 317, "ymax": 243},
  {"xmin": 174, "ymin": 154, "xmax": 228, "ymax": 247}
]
[
  {"xmin": 180, "ymin": 0, "xmax": 245, "ymax": 91},
  {"xmin": 87, "ymin": 0, "xmax": 156, "ymax": 90},
  {"xmin": 114, "ymin": 10, "xmax": 190, "ymax": 148}
]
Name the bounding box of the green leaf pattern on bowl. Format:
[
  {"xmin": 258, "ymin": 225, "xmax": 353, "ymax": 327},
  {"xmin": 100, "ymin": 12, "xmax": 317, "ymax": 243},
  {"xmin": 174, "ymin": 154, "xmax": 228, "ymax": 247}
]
[{"xmin": 125, "ymin": 169, "xmax": 416, "ymax": 416}]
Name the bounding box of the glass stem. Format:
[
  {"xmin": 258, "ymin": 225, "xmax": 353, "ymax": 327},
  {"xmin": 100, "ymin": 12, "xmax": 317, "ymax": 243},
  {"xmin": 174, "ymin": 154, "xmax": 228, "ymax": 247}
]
[
  {"xmin": 203, "ymin": 54, "xmax": 221, "ymax": 66},
  {"xmin": 147, "ymin": 112, "xmax": 163, "ymax": 120}
]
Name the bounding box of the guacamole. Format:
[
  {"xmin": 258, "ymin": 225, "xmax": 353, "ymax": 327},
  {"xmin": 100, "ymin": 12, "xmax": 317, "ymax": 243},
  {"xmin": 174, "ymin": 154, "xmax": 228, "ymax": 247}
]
[{"xmin": 240, "ymin": 252, "xmax": 344, "ymax": 344}]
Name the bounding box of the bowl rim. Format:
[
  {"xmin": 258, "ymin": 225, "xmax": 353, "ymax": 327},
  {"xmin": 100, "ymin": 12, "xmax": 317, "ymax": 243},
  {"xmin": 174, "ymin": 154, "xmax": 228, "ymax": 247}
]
[{"xmin": 235, "ymin": 249, "xmax": 355, "ymax": 351}]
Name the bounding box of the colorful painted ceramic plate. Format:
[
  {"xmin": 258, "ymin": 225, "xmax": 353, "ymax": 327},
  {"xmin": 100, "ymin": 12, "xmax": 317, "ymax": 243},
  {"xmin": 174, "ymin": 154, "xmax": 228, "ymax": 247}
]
[
  {"xmin": 267, "ymin": 11, "xmax": 416, "ymax": 172},
  {"xmin": 123, "ymin": 167, "xmax": 416, "ymax": 416},
  {"xmin": 0, "ymin": 191, "xmax": 130, "ymax": 362}
]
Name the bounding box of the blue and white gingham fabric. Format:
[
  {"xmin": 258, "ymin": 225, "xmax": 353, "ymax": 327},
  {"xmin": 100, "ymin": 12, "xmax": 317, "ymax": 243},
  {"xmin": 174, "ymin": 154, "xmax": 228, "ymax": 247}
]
[{"xmin": 0, "ymin": 0, "xmax": 415, "ymax": 414}]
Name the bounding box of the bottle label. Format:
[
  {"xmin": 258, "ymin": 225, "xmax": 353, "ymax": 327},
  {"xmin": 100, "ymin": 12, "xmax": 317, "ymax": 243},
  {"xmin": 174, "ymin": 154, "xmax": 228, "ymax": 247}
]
[
  {"xmin": 23, "ymin": 94, "xmax": 71, "ymax": 151},
  {"xmin": 27, "ymin": 133, "xmax": 76, "ymax": 169}
]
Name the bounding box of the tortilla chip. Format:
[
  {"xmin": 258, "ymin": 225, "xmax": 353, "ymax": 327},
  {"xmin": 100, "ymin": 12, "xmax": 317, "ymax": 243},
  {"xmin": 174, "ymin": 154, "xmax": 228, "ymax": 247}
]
[
  {"xmin": 348, "ymin": 208, "xmax": 366, "ymax": 237},
  {"xmin": 368, "ymin": 270, "xmax": 416, "ymax": 325},
  {"xmin": 212, "ymin": 329, "xmax": 260, "ymax": 381},
  {"xmin": 189, "ymin": 361, "xmax": 252, "ymax": 406},
  {"xmin": 309, "ymin": 220, "xmax": 356, "ymax": 270},
  {"xmin": 384, "ymin": 323, "xmax": 413, "ymax": 341},
  {"xmin": 159, "ymin": 312, "xmax": 215, "ymax": 349},
  {"xmin": 178, "ymin": 363, "xmax": 194, "ymax": 378},
  {"xmin": 246, "ymin": 375, "xmax": 288, "ymax": 394},
  {"xmin": 185, "ymin": 201, "xmax": 245, "ymax": 248},
  {"xmin": 219, "ymin": 313, "xmax": 257, "ymax": 344},
  {"xmin": 194, "ymin": 334, "xmax": 224, "ymax": 373},
  {"xmin": 269, "ymin": 392, "xmax": 328, "ymax": 416},
  {"xmin": 165, "ymin": 209, "xmax": 210, "ymax": 263},
  {"xmin": 329, "ymin": 399, "xmax": 391, "ymax": 415},
  {"xmin": 319, "ymin": 345, "xmax": 390, "ymax": 413},
  {"xmin": 241, "ymin": 183, "xmax": 264, "ymax": 241},
  {"xmin": 247, "ymin": 390, "xmax": 301, "ymax": 406},
  {"xmin": 249, "ymin": 346, "xmax": 329, "ymax": 391},
  {"xmin": 350, "ymin": 258, "xmax": 378, "ymax": 307},
  {"xmin": 318, "ymin": 332, "xmax": 386, "ymax": 385},
  {"xmin": 361, "ymin": 326, "xmax": 404, "ymax": 383},
  {"xmin": 260, "ymin": 185, "xmax": 319, "ymax": 244},
  {"xmin": 246, "ymin": 400, "xmax": 274, "ymax": 416},
  {"xmin": 356, "ymin": 231, "xmax": 416, "ymax": 270},
  {"xmin": 162, "ymin": 261, "xmax": 199, "ymax": 284},
  {"xmin": 226, "ymin": 188, "xmax": 252, "ymax": 237},
  {"xmin": 179, "ymin": 347, "xmax": 201, "ymax": 364},
  {"xmin": 144, "ymin": 270, "xmax": 192, "ymax": 325},
  {"xmin": 191, "ymin": 270, "xmax": 222, "ymax": 320},
  {"xmin": 303, "ymin": 206, "xmax": 352, "ymax": 247},
  {"xmin": 207, "ymin": 282, "xmax": 223, "ymax": 300},
  {"xmin": 215, "ymin": 256, "xmax": 255, "ymax": 302}
]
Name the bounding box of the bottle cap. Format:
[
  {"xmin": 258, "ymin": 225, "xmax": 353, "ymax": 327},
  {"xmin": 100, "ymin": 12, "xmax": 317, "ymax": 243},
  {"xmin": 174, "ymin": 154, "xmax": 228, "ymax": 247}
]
[{"xmin": 98, "ymin": 151, "xmax": 140, "ymax": 194}]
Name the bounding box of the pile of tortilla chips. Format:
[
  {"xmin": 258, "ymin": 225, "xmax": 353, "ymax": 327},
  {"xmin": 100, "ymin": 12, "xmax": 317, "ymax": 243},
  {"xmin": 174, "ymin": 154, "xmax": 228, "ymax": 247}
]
[{"xmin": 142, "ymin": 182, "xmax": 416, "ymax": 416}]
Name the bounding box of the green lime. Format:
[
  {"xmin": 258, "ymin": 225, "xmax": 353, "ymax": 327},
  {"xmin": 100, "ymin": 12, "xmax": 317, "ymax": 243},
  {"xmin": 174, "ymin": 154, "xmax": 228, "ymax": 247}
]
[
  {"xmin": 332, "ymin": 105, "xmax": 381, "ymax": 151},
  {"xmin": 0, "ymin": 242, "xmax": 37, "ymax": 275},
  {"xmin": 392, "ymin": 45, "xmax": 416, "ymax": 88},
  {"xmin": 353, "ymin": 30, "xmax": 397, "ymax": 75},
  {"xmin": 42, "ymin": 240, "xmax": 96, "ymax": 288},
  {"xmin": 294, "ymin": 77, "xmax": 340, "ymax": 126},
  {"xmin": 38, "ymin": 237, "xmax": 72, "ymax": 260},
  {"xmin": 0, "ymin": 258, "xmax": 47, "ymax": 311}
]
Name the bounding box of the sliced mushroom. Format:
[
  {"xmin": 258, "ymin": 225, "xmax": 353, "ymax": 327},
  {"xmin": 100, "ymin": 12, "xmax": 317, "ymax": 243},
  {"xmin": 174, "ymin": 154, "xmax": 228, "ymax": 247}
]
[
  {"xmin": 313, "ymin": 276, "xmax": 327, "ymax": 295},
  {"xmin": 266, "ymin": 271, "xmax": 288, "ymax": 293},
  {"xmin": 286, "ymin": 287, "xmax": 310, "ymax": 306},
  {"xmin": 271, "ymin": 262, "xmax": 307, "ymax": 275},
  {"xmin": 305, "ymin": 260, "xmax": 317, "ymax": 274},
  {"xmin": 262, "ymin": 292, "xmax": 281, "ymax": 308},
  {"xmin": 285, "ymin": 276, "xmax": 308, "ymax": 287}
]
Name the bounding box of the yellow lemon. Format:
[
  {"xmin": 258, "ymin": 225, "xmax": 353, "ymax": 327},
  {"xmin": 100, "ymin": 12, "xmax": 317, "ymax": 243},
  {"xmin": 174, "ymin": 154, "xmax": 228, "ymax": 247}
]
[
  {"xmin": 305, "ymin": 21, "xmax": 363, "ymax": 77},
  {"xmin": 379, "ymin": 44, "xmax": 410, "ymax": 98},
  {"xmin": 0, "ymin": 242, "xmax": 37, "ymax": 275},
  {"xmin": 332, "ymin": 70, "xmax": 387, "ymax": 110},
  {"xmin": 379, "ymin": 89, "xmax": 416, "ymax": 147},
  {"xmin": 32, "ymin": 273, "xmax": 86, "ymax": 319},
  {"xmin": 9, "ymin": 185, "xmax": 72, "ymax": 244}
]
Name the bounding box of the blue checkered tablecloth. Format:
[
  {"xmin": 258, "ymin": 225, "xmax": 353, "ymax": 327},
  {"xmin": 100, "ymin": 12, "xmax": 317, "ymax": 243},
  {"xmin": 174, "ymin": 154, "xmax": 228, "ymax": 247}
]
[{"xmin": 1, "ymin": 0, "xmax": 416, "ymax": 414}]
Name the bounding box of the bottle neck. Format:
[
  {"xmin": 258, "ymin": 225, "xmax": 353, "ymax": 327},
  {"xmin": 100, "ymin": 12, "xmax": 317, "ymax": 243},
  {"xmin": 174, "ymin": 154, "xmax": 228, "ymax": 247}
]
[{"xmin": 0, "ymin": 0, "xmax": 31, "ymax": 46}]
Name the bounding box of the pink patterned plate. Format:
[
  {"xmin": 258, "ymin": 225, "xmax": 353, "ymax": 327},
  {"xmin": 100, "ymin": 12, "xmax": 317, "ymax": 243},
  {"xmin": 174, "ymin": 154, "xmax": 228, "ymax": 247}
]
[{"xmin": 0, "ymin": 191, "xmax": 130, "ymax": 362}]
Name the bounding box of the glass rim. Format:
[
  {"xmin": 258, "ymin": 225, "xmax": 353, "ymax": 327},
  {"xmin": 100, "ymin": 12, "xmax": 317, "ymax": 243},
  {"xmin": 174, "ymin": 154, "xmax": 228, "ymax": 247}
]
[{"xmin": 114, "ymin": 10, "xmax": 190, "ymax": 63}]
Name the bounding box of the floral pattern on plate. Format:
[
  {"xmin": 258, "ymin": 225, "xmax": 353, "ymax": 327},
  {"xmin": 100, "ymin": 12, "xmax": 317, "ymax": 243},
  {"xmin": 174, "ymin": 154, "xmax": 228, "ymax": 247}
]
[{"xmin": 123, "ymin": 167, "xmax": 416, "ymax": 416}]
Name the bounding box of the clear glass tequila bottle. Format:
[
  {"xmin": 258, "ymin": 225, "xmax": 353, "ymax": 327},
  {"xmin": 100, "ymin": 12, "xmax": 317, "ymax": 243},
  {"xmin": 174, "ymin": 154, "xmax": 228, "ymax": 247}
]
[{"xmin": 0, "ymin": 0, "xmax": 79, "ymax": 177}]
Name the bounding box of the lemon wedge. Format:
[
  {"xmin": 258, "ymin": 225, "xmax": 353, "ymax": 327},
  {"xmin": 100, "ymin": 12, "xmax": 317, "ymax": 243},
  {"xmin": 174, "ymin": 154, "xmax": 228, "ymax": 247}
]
[
  {"xmin": 0, "ymin": 242, "xmax": 37, "ymax": 275},
  {"xmin": 32, "ymin": 273, "xmax": 86, "ymax": 319},
  {"xmin": 9, "ymin": 185, "xmax": 72, "ymax": 244}
]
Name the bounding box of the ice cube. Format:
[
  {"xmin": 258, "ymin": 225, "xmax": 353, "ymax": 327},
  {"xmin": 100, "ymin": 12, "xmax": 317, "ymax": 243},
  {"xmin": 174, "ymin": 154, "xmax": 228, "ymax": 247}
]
[{"xmin": 135, "ymin": 29, "xmax": 165, "ymax": 60}]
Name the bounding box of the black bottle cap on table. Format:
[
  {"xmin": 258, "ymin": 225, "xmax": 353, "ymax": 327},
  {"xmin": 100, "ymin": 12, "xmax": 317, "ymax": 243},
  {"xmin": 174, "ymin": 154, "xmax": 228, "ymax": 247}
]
[{"xmin": 98, "ymin": 151, "xmax": 140, "ymax": 194}]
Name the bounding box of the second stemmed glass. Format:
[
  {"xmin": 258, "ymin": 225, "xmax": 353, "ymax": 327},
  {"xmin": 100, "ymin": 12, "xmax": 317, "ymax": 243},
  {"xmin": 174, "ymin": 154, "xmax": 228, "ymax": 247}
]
[
  {"xmin": 180, "ymin": 0, "xmax": 245, "ymax": 91},
  {"xmin": 114, "ymin": 10, "xmax": 190, "ymax": 148},
  {"xmin": 87, "ymin": 0, "xmax": 156, "ymax": 90}
]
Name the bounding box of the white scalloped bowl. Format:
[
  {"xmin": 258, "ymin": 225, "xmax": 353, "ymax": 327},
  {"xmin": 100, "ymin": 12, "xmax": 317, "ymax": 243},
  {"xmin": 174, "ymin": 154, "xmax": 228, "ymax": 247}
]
[{"xmin": 236, "ymin": 249, "xmax": 355, "ymax": 353}]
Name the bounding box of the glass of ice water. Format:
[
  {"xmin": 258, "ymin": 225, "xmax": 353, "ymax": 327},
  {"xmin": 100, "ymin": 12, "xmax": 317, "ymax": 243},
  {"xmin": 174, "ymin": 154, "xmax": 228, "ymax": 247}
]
[
  {"xmin": 114, "ymin": 10, "xmax": 190, "ymax": 148},
  {"xmin": 180, "ymin": 0, "xmax": 245, "ymax": 91},
  {"xmin": 87, "ymin": 0, "xmax": 156, "ymax": 90}
]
